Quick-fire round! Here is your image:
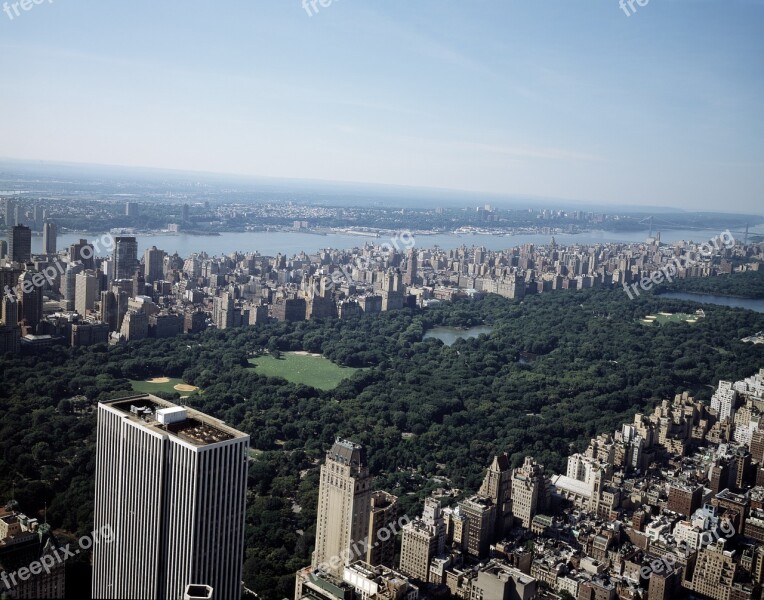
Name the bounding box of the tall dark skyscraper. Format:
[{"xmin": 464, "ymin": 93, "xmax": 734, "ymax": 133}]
[
  {"xmin": 404, "ymin": 249, "xmax": 417, "ymax": 286},
  {"xmin": 43, "ymin": 221, "xmax": 57, "ymax": 255},
  {"xmin": 17, "ymin": 269, "xmax": 43, "ymax": 332},
  {"xmin": 69, "ymin": 239, "xmax": 95, "ymax": 270},
  {"xmin": 8, "ymin": 225, "xmax": 31, "ymax": 264},
  {"xmin": 144, "ymin": 246, "xmax": 166, "ymax": 284},
  {"xmin": 112, "ymin": 236, "xmax": 139, "ymax": 280}
]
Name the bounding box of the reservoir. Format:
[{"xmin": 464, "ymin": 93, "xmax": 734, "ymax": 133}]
[
  {"xmin": 423, "ymin": 325, "xmax": 493, "ymax": 346},
  {"xmin": 659, "ymin": 292, "xmax": 764, "ymax": 314}
]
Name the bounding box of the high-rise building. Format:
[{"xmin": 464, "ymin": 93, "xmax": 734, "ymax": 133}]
[
  {"xmin": 403, "ymin": 249, "xmax": 417, "ymax": 286},
  {"xmin": 125, "ymin": 202, "xmax": 136, "ymax": 217},
  {"xmin": 69, "ymin": 239, "xmax": 95, "ymax": 270},
  {"xmin": 366, "ymin": 491, "xmax": 398, "ymax": 568},
  {"xmin": 511, "ymin": 457, "xmax": 546, "ymax": 529},
  {"xmin": 144, "ymin": 246, "xmax": 166, "ymax": 284},
  {"xmin": 2, "ymin": 198, "xmax": 15, "ymax": 227},
  {"xmin": 213, "ymin": 292, "xmax": 236, "ymax": 329},
  {"xmin": 17, "ymin": 269, "xmax": 43, "ymax": 332},
  {"xmin": 399, "ymin": 498, "xmax": 446, "ymax": 582},
  {"xmin": 112, "ymin": 237, "xmax": 139, "ymax": 280},
  {"xmin": 711, "ymin": 381, "xmax": 738, "ymax": 422},
  {"xmin": 75, "ymin": 271, "xmax": 100, "ymax": 316},
  {"xmin": 8, "ymin": 225, "xmax": 31, "ymax": 264},
  {"xmin": 92, "ymin": 395, "xmax": 249, "ymax": 600},
  {"xmin": 380, "ymin": 270, "xmax": 404, "ymax": 311},
  {"xmin": 470, "ymin": 561, "xmax": 537, "ymax": 600},
  {"xmin": 687, "ymin": 540, "xmax": 739, "ymax": 600},
  {"xmin": 132, "ymin": 270, "xmax": 146, "ymax": 298},
  {"xmin": 0, "ymin": 505, "xmax": 66, "ymax": 598},
  {"xmin": 479, "ymin": 453, "xmax": 513, "ymax": 539},
  {"xmin": 63, "ymin": 262, "xmax": 85, "ymax": 311},
  {"xmin": 311, "ymin": 439, "xmax": 372, "ymax": 578},
  {"xmin": 43, "ymin": 221, "xmax": 57, "ymax": 255},
  {"xmin": 119, "ymin": 309, "xmax": 149, "ymax": 341},
  {"xmin": 0, "ymin": 294, "xmax": 20, "ymax": 354},
  {"xmin": 667, "ymin": 483, "xmax": 703, "ymax": 517},
  {"xmin": 99, "ymin": 290, "xmax": 118, "ymax": 332},
  {"xmin": 458, "ymin": 495, "xmax": 496, "ymax": 558}
]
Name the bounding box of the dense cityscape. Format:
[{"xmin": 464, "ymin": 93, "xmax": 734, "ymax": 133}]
[
  {"xmin": 1, "ymin": 191, "xmax": 764, "ymax": 599},
  {"xmin": 2, "ymin": 1, "xmax": 763, "ymax": 599}
]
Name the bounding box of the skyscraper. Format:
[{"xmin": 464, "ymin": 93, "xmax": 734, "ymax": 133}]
[
  {"xmin": 8, "ymin": 225, "xmax": 31, "ymax": 264},
  {"xmin": 112, "ymin": 237, "xmax": 139, "ymax": 280},
  {"xmin": 2, "ymin": 198, "xmax": 15, "ymax": 227},
  {"xmin": 144, "ymin": 246, "xmax": 166, "ymax": 284},
  {"xmin": 399, "ymin": 498, "xmax": 446, "ymax": 582},
  {"xmin": 511, "ymin": 457, "xmax": 546, "ymax": 529},
  {"xmin": 404, "ymin": 249, "xmax": 417, "ymax": 286},
  {"xmin": 366, "ymin": 491, "xmax": 399, "ymax": 568},
  {"xmin": 92, "ymin": 395, "xmax": 249, "ymax": 600},
  {"xmin": 69, "ymin": 239, "xmax": 95, "ymax": 270},
  {"xmin": 75, "ymin": 271, "xmax": 100, "ymax": 316},
  {"xmin": 311, "ymin": 439, "xmax": 372, "ymax": 578},
  {"xmin": 63, "ymin": 262, "xmax": 85, "ymax": 311},
  {"xmin": 17, "ymin": 269, "xmax": 43, "ymax": 332},
  {"xmin": 43, "ymin": 221, "xmax": 57, "ymax": 255},
  {"xmin": 479, "ymin": 453, "xmax": 513, "ymax": 539}
]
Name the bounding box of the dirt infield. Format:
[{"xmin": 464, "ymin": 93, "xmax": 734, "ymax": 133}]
[{"xmin": 174, "ymin": 384, "xmax": 199, "ymax": 392}]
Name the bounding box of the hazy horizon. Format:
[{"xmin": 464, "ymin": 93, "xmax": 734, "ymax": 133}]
[{"xmin": 1, "ymin": 1, "xmax": 762, "ymax": 212}]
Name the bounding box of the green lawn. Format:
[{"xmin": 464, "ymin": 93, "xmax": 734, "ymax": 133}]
[
  {"xmin": 129, "ymin": 377, "xmax": 200, "ymax": 396},
  {"xmin": 248, "ymin": 352, "xmax": 361, "ymax": 390}
]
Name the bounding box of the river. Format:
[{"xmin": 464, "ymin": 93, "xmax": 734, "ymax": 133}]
[
  {"xmin": 30, "ymin": 228, "xmax": 758, "ymax": 258},
  {"xmin": 659, "ymin": 292, "xmax": 764, "ymax": 313}
]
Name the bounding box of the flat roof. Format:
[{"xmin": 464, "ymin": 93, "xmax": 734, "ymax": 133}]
[{"xmin": 101, "ymin": 395, "xmax": 248, "ymax": 447}]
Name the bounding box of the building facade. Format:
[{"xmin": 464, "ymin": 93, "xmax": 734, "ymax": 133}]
[{"xmin": 92, "ymin": 395, "xmax": 249, "ymax": 600}]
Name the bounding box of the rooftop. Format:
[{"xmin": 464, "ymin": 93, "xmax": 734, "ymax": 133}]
[
  {"xmin": 328, "ymin": 438, "xmax": 367, "ymax": 467},
  {"xmin": 101, "ymin": 395, "xmax": 248, "ymax": 447}
]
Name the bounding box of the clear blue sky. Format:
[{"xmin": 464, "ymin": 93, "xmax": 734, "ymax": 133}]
[{"xmin": 0, "ymin": 0, "xmax": 762, "ymax": 212}]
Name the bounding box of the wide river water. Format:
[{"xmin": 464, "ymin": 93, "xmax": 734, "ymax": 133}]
[
  {"xmin": 659, "ymin": 292, "xmax": 764, "ymax": 313},
  {"xmin": 30, "ymin": 228, "xmax": 759, "ymax": 258}
]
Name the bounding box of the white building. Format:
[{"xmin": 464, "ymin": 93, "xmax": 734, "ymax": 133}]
[
  {"xmin": 711, "ymin": 381, "xmax": 737, "ymax": 422},
  {"xmin": 92, "ymin": 395, "xmax": 249, "ymax": 600}
]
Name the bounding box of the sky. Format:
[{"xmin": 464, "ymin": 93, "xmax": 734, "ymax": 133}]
[{"xmin": 0, "ymin": 0, "xmax": 762, "ymax": 212}]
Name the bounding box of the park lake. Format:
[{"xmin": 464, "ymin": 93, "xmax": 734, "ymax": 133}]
[{"xmin": 423, "ymin": 325, "xmax": 493, "ymax": 346}]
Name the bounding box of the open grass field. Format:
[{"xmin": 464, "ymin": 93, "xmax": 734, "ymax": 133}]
[
  {"xmin": 640, "ymin": 312, "xmax": 701, "ymax": 326},
  {"xmin": 247, "ymin": 352, "xmax": 362, "ymax": 391},
  {"xmin": 129, "ymin": 377, "xmax": 201, "ymax": 396}
]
